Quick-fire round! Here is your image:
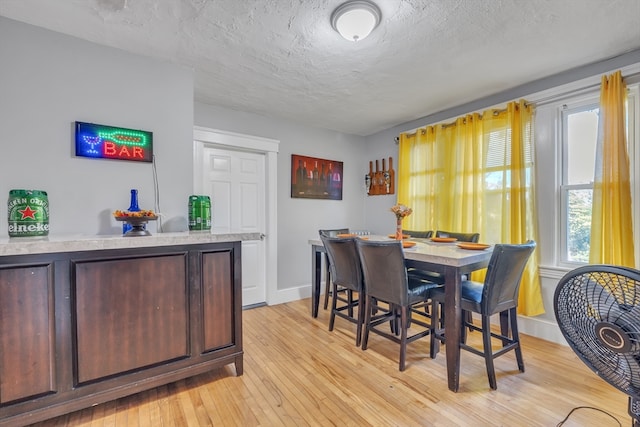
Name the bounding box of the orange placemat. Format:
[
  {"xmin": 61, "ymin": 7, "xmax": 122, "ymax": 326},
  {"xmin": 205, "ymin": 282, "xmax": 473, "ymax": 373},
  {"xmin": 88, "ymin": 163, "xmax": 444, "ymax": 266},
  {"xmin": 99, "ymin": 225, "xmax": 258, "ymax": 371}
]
[
  {"xmin": 431, "ymin": 237, "xmax": 457, "ymax": 243},
  {"xmin": 457, "ymin": 242, "xmax": 490, "ymax": 250}
]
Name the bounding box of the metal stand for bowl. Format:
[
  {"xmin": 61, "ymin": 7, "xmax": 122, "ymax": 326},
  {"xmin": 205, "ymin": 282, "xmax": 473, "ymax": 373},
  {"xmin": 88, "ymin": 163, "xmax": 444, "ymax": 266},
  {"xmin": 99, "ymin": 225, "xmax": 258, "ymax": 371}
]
[{"xmin": 115, "ymin": 216, "xmax": 156, "ymax": 237}]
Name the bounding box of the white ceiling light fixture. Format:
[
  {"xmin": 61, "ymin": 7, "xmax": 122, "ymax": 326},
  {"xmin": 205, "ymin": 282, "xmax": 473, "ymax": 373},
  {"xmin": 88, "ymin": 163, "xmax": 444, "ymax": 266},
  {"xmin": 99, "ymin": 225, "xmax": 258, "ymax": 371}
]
[{"xmin": 331, "ymin": 0, "xmax": 381, "ymax": 42}]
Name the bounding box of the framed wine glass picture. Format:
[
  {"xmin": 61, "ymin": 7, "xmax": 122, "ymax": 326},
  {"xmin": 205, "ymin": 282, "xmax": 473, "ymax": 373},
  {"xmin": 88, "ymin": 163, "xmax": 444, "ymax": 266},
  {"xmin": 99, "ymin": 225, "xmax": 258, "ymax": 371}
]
[{"xmin": 291, "ymin": 154, "xmax": 343, "ymax": 200}]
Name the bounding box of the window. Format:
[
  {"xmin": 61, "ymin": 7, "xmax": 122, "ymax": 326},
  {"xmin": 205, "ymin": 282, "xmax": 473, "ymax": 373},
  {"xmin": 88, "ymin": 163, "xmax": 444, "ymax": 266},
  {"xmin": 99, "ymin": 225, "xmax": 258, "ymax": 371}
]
[
  {"xmin": 558, "ymin": 84, "xmax": 639, "ymax": 266},
  {"xmin": 560, "ymin": 101, "xmax": 599, "ymax": 264},
  {"xmin": 484, "ymin": 126, "xmax": 535, "ymax": 243}
]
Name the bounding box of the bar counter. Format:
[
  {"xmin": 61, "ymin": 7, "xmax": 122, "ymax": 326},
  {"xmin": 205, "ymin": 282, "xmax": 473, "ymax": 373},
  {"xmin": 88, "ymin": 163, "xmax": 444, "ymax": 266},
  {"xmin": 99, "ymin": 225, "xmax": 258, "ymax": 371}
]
[
  {"xmin": 0, "ymin": 231, "xmax": 261, "ymax": 256},
  {"xmin": 0, "ymin": 232, "xmax": 253, "ymax": 426}
]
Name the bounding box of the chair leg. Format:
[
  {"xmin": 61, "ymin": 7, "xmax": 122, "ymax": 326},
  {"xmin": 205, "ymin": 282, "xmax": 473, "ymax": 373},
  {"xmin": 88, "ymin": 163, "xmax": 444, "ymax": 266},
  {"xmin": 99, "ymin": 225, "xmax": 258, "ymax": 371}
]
[
  {"xmin": 481, "ymin": 314, "xmax": 497, "ymax": 390},
  {"xmin": 394, "ymin": 305, "xmax": 402, "ymax": 336},
  {"xmin": 510, "ymin": 308, "xmax": 525, "ymax": 372},
  {"xmin": 323, "ymin": 255, "xmax": 331, "ymax": 310},
  {"xmin": 499, "ymin": 311, "xmax": 510, "ymax": 347},
  {"xmin": 399, "ymin": 305, "xmax": 409, "ymax": 371},
  {"xmin": 347, "ymin": 290, "xmax": 354, "ymax": 318},
  {"xmin": 461, "ymin": 312, "xmax": 468, "ymax": 344},
  {"xmin": 362, "ymin": 296, "xmax": 373, "ymax": 350},
  {"xmin": 429, "ymin": 299, "xmax": 440, "ymax": 358},
  {"xmin": 328, "ymin": 282, "xmax": 338, "ymax": 332},
  {"xmin": 355, "ymin": 293, "xmax": 365, "ymax": 348},
  {"xmin": 465, "ymin": 310, "xmax": 474, "ymax": 334},
  {"xmin": 389, "ymin": 303, "xmax": 400, "ymax": 336}
]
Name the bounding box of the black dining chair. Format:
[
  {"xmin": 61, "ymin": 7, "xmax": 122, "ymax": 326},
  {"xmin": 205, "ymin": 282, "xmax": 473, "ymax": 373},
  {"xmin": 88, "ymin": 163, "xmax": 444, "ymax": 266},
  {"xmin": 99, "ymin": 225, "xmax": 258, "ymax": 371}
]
[
  {"xmin": 429, "ymin": 240, "xmax": 536, "ymax": 390},
  {"xmin": 356, "ymin": 239, "xmax": 442, "ymax": 371},
  {"xmin": 435, "ymin": 230, "xmax": 480, "ymax": 243},
  {"xmin": 320, "ymin": 235, "xmax": 365, "ymax": 346},
  {"xmin": 403, "ymin": 230, "xmax": 433, "ymax": 239},
  {"xmin": 319, "ymin": 228, "xmax": 350, "ymax": 311}
]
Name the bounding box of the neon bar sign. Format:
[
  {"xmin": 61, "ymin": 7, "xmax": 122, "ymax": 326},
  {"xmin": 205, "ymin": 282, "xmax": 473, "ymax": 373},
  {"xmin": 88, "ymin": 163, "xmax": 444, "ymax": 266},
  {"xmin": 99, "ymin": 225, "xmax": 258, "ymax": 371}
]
[{"xmin": 75, "ymin": 121, "xmax": 153, "ymax": 162}]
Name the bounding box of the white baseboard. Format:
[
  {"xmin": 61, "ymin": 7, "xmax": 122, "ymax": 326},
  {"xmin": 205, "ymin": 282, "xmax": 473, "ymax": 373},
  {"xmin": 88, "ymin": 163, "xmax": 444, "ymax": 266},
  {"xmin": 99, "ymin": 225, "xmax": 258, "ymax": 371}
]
[
  {"xmin": 518, "ymin": 315, "xmax": 567, "ymax": 346},
  {"xmin": 266, "ymin": 283, "xmax": 569, "ymax": 346},
  {"xmin": 266, "ymin": 283, "xmax": 315, "ymax": 307}
]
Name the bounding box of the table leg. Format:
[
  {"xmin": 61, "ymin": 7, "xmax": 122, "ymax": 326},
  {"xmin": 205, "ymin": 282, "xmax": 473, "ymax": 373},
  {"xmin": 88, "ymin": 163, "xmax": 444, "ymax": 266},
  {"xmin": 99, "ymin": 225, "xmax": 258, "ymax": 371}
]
[
  {"xmin": 311, "ymin": 245, "xmax": 323, "ymax": 318},
  {"xmin": 444, "ymin": 266, "xmax": 462, "ymax": 392}
]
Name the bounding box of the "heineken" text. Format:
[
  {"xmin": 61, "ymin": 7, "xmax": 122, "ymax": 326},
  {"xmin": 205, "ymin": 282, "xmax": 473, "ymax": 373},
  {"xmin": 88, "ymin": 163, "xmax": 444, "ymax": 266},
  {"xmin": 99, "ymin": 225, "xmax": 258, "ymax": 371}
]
[{"xmin": 8, "ymin": 223, "xmax": 50, "ymax": 233}]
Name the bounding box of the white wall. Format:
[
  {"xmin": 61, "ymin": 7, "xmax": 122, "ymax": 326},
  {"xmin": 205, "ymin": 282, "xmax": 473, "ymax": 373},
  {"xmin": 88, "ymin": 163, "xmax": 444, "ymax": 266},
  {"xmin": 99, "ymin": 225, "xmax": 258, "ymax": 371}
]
[
  {"xmin": 0, "ymin": 17, "xmax": 194, "ymax": 236},
  {"xmin": 194, "ymin": 102, "xmax": 367, "ymax": 295}
]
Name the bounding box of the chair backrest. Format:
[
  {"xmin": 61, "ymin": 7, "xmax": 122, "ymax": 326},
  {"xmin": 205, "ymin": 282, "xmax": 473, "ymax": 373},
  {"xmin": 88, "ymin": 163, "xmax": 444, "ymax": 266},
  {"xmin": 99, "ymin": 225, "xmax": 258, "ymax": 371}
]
[
  {"xmin": 355, "ymin": 239, "xmax": 409, "ymax": 305},
  {"xmin": 320, "ymin": 235, "xmax": 363, "ymax": 292},
  {"xmin": 403, "ymin": 230, "xmax": 433, "ymax": 239},
  {"xmin": 480, "ymin": 240, "xmax": 536, "ymax": 315},
  {"xmin": 319, "ymin": 228, "xmax": 350, "ymax": 237},
  {"xmin": 435, "ymin": 230, "xmax": 480, "ymax": 243}
]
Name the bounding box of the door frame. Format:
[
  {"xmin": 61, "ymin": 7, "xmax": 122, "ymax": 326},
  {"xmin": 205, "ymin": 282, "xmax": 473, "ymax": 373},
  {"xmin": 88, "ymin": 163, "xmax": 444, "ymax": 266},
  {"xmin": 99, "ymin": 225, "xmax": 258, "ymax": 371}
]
[{"xmin": 193, "ymin": 126, "xmax": 279, "ymax": 306}]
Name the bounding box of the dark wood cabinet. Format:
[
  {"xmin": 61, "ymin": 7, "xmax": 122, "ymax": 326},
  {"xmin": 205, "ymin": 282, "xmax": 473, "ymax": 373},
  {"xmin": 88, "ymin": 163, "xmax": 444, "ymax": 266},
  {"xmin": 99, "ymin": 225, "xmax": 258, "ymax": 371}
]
[
  {"xmin": 0, "ymin": 263, "xmax": 56, "ymax": 405},
  {"xmin": 0, "ymin": 241, "xmax": 242, "ymax": 426},
  {"xmin": 201, "ymin": 250, "xmax": 235, "ymax": 352}
]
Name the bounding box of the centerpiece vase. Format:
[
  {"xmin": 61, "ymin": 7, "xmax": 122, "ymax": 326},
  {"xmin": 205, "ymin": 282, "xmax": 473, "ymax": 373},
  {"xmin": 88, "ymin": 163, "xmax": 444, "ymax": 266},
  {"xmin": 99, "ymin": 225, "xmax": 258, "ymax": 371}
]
[{"xmin": 395, "ymin": 218, "xmax": 403, "ymax": 240}]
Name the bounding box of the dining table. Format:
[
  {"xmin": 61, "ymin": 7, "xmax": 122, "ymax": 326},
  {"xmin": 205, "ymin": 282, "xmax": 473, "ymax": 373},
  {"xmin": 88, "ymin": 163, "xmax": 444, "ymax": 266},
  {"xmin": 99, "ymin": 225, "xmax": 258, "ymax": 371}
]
[{"xmin": 308, "ymin": 235, "xmax": 493, "ymax": 392}]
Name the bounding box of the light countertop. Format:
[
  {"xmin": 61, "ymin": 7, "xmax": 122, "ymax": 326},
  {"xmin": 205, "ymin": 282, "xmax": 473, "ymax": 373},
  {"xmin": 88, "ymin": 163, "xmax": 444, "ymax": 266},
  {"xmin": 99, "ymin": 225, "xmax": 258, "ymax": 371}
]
[{"xmin": 0, "ymin": 232, "xmax": 261, "ymax": 256}]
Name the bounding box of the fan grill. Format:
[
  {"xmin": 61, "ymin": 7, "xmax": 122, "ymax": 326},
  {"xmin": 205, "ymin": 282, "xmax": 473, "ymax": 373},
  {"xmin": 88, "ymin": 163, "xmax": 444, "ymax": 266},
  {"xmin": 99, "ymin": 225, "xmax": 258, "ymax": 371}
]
[{"xmin": 555, "ymin": 266, "xmax": 640, "ymax": 398}]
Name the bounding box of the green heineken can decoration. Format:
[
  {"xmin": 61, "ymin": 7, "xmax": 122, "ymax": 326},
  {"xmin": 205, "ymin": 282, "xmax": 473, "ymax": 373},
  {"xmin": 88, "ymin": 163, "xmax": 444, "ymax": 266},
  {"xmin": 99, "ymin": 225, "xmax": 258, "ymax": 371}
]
[
  {"xmin": 188, "ymin": 195, "xmax": 211, "ymax": 231},
  {"xmin": 7, "ymin": 189, "xmax": 50, "ymax": 237}
]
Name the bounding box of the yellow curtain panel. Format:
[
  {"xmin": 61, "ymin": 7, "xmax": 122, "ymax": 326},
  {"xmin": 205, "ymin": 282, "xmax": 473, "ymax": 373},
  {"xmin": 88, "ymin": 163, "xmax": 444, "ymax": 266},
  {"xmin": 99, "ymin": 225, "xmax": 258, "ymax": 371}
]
[
  {"xmin": 398, "ymin": 100, "xmax": 544, "ymax": 316},
  {"xmin": 398, "ymin": 126, "xmax": 439, "ymax": 232},
  {"xmin": 589, "ymin": 70, "xmax": 636, "ymax": 266}
]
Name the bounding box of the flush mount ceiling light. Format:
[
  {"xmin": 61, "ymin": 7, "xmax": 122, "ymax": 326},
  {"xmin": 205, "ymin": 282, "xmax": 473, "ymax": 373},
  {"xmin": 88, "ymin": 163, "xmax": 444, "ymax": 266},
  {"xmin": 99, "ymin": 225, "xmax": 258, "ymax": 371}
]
[{"xmin": 331, "ymin": 0, "xmax": 381, "ymax": 42}]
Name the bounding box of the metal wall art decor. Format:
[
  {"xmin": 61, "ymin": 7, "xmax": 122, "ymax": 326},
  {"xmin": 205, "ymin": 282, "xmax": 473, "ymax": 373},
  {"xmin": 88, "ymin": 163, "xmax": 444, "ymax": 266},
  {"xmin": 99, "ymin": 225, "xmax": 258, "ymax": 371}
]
[{"xmin": 291, "ymin": 154, "xmax": 343, "ymax": 200}]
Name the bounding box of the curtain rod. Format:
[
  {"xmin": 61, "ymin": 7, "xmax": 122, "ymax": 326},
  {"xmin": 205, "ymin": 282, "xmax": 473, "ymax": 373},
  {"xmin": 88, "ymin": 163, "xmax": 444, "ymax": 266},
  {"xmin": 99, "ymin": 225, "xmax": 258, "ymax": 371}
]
[
  {"xmin": 397, "ymin": 70, "xmax": 640, "ymax": 141},
  {"xmin": 399, "ymin": 105, "xmax": 515, "ymax": 138}
]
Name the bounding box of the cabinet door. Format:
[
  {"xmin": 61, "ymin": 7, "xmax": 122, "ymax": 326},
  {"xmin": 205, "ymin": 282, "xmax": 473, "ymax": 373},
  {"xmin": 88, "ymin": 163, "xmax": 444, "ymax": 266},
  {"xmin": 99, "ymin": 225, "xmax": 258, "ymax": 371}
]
[
  {"xmin": 0, "ymin": 263, "xmax": 56, "ymax": 404},
  {"xmin": 73, "ymin": 253, "xmax": 189, "ymax": 384},
  {"xmin": 201, "ymin": 250, "xmax": 236, "ymax": 352}
]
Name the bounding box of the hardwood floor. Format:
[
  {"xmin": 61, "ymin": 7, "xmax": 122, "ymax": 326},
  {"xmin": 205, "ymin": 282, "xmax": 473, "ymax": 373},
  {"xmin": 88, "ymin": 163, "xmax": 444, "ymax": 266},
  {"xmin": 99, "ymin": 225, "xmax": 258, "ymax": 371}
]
[{"xmin": 29, "ymin": 298, "xmax": 629, "ymax": 426}]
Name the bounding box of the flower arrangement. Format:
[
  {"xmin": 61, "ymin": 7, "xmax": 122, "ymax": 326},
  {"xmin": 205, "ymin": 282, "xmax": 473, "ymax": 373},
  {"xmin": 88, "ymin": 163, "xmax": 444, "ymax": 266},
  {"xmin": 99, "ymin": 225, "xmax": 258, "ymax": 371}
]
[
  {"xmin": 391, "ymin": 204, "xmax": 412, "ymax": 240},
  {"xmin": 390, "ymin": 204, "xmax": 412, "ymax": 220}
]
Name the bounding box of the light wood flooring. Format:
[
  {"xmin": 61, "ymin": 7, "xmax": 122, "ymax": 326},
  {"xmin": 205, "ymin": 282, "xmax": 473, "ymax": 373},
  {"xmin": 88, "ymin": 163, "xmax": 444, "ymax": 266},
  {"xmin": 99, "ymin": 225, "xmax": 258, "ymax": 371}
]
[{"xmin": 29, "ymin": 298, "xmax": 629, "ymax": 426}]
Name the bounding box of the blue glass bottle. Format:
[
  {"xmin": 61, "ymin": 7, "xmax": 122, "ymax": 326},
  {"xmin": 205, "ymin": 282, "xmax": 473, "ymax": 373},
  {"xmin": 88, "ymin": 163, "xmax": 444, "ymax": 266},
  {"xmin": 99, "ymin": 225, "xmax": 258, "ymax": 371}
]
[{"xmin": 123, "ymin": 189, "xmax": 143, "ymax": 235}]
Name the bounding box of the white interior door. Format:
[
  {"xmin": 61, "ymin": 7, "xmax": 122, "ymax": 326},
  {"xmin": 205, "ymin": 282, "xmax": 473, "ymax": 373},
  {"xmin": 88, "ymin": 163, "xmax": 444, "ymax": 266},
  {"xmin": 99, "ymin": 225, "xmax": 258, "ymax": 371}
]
[{"xmin": 202, "ymin": 146, "xmax": 266, "ymax": 306}]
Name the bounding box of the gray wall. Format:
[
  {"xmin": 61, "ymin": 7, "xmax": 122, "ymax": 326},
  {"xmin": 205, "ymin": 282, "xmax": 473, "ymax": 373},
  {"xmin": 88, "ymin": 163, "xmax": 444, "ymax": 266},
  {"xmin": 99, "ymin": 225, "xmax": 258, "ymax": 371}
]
[
  {"xmin": 194, "ymin": 103, "xmax": 367, "ymax": 292},
  {"xmin": 0, "ymin": 16, "xmax": 369, "ymax": 298},
  {"xmin": 0, "ymin": 17, "xmax": 193, "ymax": 236},
  {"xmin": 4, "ymin": 14, "xmax": 640, "ymax": 343}
]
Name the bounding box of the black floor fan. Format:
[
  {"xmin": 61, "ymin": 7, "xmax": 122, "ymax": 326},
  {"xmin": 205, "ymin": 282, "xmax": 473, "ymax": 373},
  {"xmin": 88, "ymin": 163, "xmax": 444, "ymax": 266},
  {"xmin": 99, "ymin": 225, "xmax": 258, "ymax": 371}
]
[{"xmin": 555, "ymin": 265, "xmax": 640, "ymax": 426}]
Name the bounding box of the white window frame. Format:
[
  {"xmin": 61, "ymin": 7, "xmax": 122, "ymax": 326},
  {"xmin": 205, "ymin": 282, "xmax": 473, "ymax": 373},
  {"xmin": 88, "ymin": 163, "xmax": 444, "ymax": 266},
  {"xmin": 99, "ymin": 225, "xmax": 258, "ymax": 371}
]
[
  {"xmin": 555, "ymin": 84, "xmax": 640, "ymax": 268},
  {"xmin": 558, "ymin": 96, "xmax": 599, "ymax": 267}
]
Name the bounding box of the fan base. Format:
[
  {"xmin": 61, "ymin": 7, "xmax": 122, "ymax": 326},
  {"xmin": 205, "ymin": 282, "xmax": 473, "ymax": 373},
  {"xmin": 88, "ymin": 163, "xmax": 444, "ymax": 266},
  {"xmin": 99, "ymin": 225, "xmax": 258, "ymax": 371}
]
[{"xmin": 629, "ymin": 396, "xmax": 640, "ymax": 426}]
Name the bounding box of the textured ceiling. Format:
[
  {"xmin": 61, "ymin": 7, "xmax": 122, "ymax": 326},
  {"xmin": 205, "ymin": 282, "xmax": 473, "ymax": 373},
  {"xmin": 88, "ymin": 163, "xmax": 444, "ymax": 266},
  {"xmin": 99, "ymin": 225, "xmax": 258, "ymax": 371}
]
[{"xmin": 1, "ymin": 0, "xmax": 639, "ymax": 136}]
